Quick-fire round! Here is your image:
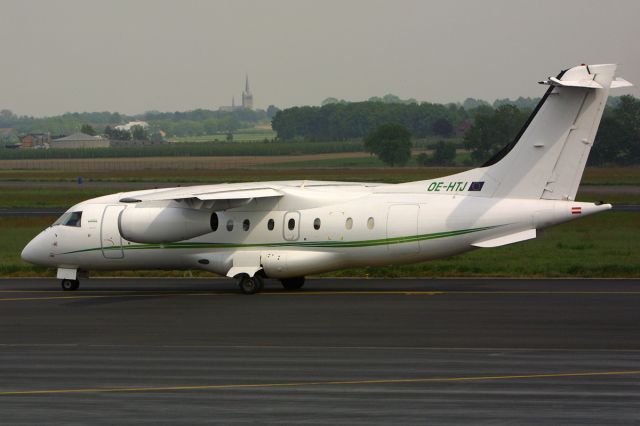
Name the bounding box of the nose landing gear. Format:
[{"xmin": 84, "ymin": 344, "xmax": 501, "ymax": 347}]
[{"xmin": 61, "ymin": 279, "xmax": 80, "ymax": 291}]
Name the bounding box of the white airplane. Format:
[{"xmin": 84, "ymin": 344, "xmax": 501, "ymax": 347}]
[{"xmin": 22, "ymin": 64, "xmax": 632, "ymax": 294}]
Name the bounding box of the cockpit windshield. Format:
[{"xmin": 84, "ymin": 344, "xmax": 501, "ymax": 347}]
[{"xmin": 53, "ymin": 211, "xmax": 83, "ymax": 227}]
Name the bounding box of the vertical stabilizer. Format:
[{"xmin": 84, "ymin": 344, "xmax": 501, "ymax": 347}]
[
  {"xmin": 393, "ymin": 64, "xmax": 631, "ymax": 200},
  {"xmin": 478, "ymin": 64, "xmax": 627, "ymax": 200}
]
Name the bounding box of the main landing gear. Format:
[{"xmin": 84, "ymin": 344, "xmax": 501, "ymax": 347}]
[
  {"xmin": 237, "ymin": 274, "xmax": 264, "ymax": 295},
  {"xmin": 61, "ymin": 279, "xmax": 80, "ymax": 291},
  {"xmin": 280, "ymin": 276, "xmax": 305, "ymax": 291},
  {"xmin": 236, "ymin": 275, "xmax": 306, "ymax": 294}
]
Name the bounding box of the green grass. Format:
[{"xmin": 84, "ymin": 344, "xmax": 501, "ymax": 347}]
[
  {"xmin": 263, "ymin": 155, "xmax": 387, "ymax": 168},
  {"xmin": 576, "ymin": 192, "xmax": 640, "ymax": 204},
  {"xmin": 0, "ymin": 188, "xmax": 115, "ymax": 208},
  {"xmin": 169, "ymin": 129, "xmax": 277, "ymax": 143},
  {"xmin": 0, "ymin": 140, "xmax": 364, "ymax": 159},
  {"xmin": 2, "ymin": 212, "xmax": 638, "ymax": 278},
  {"xmin": 582, "ymin": 167, "xmax": 640, "ymax": 186}
]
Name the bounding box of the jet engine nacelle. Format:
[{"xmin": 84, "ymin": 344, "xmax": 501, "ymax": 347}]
[{"xmin": 119, "ymin": 206, "xmax": 216, "ymax": 244}]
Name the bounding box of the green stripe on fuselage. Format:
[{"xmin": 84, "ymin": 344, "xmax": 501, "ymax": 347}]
[{"xmin": 62, "ymin": 225, "xmax": 502, "ymax": 255}]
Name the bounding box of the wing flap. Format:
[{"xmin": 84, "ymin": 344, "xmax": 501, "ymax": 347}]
[
  {"xmin": 120, "ymin": 186, "xmax": 283, "ymax": 207},
  {"xmin": 196, "ymin": 188, "xmax": 283, "ymax": 201}
]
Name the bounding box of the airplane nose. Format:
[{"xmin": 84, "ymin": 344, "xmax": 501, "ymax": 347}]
[
  {"xmin": 21, "ymin": 238, "xmax": 38, "ymax": 264},
  {"xmin": 21, "ymin": 233, "xmax": 48, "ymax": 265}
]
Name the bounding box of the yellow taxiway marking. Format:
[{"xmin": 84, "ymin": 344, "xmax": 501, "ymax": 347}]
[
  {"xmin": 0, "ymin": 370, "xmax": 638, "ymax": 396},
  {"xmin": 266, "ymin": 291, "xmax": 640, "ymax": 296},
  {"xmin": 0, "ymin": 292, "xmax": 238, "ymax": 302},
  {"xmin": 1, "ymin": 290, "xmax": 640, "ymax": 302}
]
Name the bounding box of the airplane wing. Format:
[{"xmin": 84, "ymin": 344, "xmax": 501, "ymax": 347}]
[{"xmin": 119, "ymin": 186, "xmax": 284, "ymax": 210}]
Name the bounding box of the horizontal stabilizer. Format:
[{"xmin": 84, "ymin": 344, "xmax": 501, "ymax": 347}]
[
  {"xmin": 540, "ymin": 76, "xmax": 632, "ymax": 90},
  {"xmin": 472, "ymin": 229, "xmax": 536, "ymax": 248},
  {"xmin": 611, "ymin": 78, "xmax": 633, "ymax": 89},
  {"xmin": 540, "ymin": 77, "xmax": 603, "ymax": 89}
]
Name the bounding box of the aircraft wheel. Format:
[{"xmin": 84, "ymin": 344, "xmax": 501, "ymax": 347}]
[
  {"xmin": 237, "ymin": 275, "xmax": 264, "ymax": 295},
  {"xmin": 61, "ymin": 279, "xmax": 79, "ymax": 291},
  {"xmin": 280, "ymin": 276, "xmax": 305, "ymax": 290}
]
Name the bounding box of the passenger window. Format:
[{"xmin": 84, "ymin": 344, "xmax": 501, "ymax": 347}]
[
  {"xmin": 267, "ymin": 218, "xmax": 275, "ymax": 231},
  {"xmin": 243, "ymin": 219, "xmax": 250, "ymax": 231},
  {"xmin": 313, "ymin": 218, "xmax": 321, "ymax": 230},
  {"xmin": 345, "ymin": 217, "xmax": 353, "ymax": 230},
  {"xmin": 226, "ymin": 219, "xmax": 234, "ymax": 232},
  {"xmin": 288, "ymin": 218, "xmax": 296, "ymax": 230},
  {"xmin": 53, "ymin": 211, "xmax": 82, "ymax": 227},
  {"xmin": 367, "ymin": 217, "xmax": 375, "ymax": 230}
]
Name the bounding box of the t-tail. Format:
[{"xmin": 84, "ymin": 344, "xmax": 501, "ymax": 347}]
[{"xmin": 405, "ymin": 64, "xmax": 632, "ymax": 201}]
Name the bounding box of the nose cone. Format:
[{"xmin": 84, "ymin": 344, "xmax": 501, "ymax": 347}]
[{"xmin": 21, "ymin": 232, "xmax": 49, "ymax": 266}]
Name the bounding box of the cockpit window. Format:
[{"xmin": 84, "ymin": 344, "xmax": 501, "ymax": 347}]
[{"xmin": 53, "ymin": 211, "xmax": 82, "ymax": 227}]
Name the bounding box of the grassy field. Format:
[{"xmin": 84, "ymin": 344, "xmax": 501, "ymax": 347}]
[
  {"xmin": 3, "ymin": 212, "xmax": 638, "ymax": 278},
  {"xmin": 0, "ymin": 188, "xmax": 114, "ymax": 208},
  {"xmin": 0, "ymin": 140, "xmax": 363, "ymax": 160},
  {"xmin": 169, "ymin": 129, "xmax": 277, "ymax": 143},
  {"xmin": 1, "ymin": 165, "xmax": 638, "ymax": 184}
]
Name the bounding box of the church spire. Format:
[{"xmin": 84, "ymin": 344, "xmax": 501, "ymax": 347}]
[{"xmin": 242, "ymin": 74, "xmax": 253, "ymax": 109}]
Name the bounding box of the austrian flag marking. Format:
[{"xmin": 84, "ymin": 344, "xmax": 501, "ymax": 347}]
[{"xmin": 571, "ymin": 207, "xmax": 582, "ymax": 215}]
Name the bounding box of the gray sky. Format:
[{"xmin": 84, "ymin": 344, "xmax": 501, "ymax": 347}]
[{"xmin": 1, "ymin": 0, "xmax": 638, "ymax": 116}]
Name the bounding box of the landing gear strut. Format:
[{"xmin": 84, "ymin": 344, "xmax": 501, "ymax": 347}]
[
  {"xmin": 61, "ymin": 279, "xmax": 80, "ymax": 291},
  {"xmin": 280, "ymin": 276, "xmax": 305, "ymax": 291},
  {"xmin": 237, "ymin": 274, "xmax": 264, "ymax": 295}
]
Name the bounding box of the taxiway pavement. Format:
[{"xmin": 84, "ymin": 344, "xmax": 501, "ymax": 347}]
[{"xmin": 0, "ymin": 278, "xmax": 638, "ymax": 425}]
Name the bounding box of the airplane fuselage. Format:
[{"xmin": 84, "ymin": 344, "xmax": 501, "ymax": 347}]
[{"xmin": 22, "ymin": 180, "xmax": 608, "ymax": 278}]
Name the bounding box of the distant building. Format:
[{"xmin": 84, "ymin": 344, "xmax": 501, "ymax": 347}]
[
  {"xmin": 115, "ymin": 121, "xmax": 149, "ymax": 131},
  {"xmin": 220, "ymin": 75, "xmax": 254, "ymax": 111},
  {"xmin": 20, "ymin": 133, "xmax": 50, "ymax": 149},
  {"xmin": 51, "ymin": 133, "xmax": 109, "ymax": 149},
  {"xmin": 219, "ymin": 97, "xmax": 237, "ymax": 112},
  {"xmin": 242, "ymin": 75, "xmax": 253, "ymax": 109}
]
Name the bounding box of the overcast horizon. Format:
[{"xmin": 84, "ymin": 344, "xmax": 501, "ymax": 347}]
[{"xmin": 1, "ymin": 0, "xmax": 638, "ymax": 117}]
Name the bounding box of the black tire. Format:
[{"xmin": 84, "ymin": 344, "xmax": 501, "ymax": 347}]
[
  {"xmin": 61, "ymin": 279, "xmax": 79, "ymax": 291},
  {"xmin": 237, "ymin": 275, "xmax": 264, "ymax": 295},
  {"xmin": 280, "ymin": 276, "xmax": 305, "ymax": 290}
]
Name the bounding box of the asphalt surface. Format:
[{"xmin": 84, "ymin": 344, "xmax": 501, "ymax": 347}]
[{"xmin": 0, "ymin": 278, "xmax": 639, "ymax": 425}]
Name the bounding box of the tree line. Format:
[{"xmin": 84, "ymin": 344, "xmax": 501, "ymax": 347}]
[
  {"xmin": 271, "ymin": 101, "xmax": 468, "ymax": 141},
  {"xmin": 272, "ymin": 95, "xmax": 639, "ymax": 166},
  {"xmin": 0, "ymin": 107, "xmax": 276, "ymax": 140},
  {"xmin": 463, "ymin": 95, "xmax": 640, "ymax": 167}
]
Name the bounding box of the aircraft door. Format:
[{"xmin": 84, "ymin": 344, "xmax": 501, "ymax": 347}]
[
  {"xmin": 387, "ymin": 204, "xmax": 420, "ymax": 254},
  {"xmin": 101, "ymin": 205, "xmax": 125, "ymax": 259},
  {"xmin": 283, "ymin": 211, "xmax": 300, "ymax": 241}
]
